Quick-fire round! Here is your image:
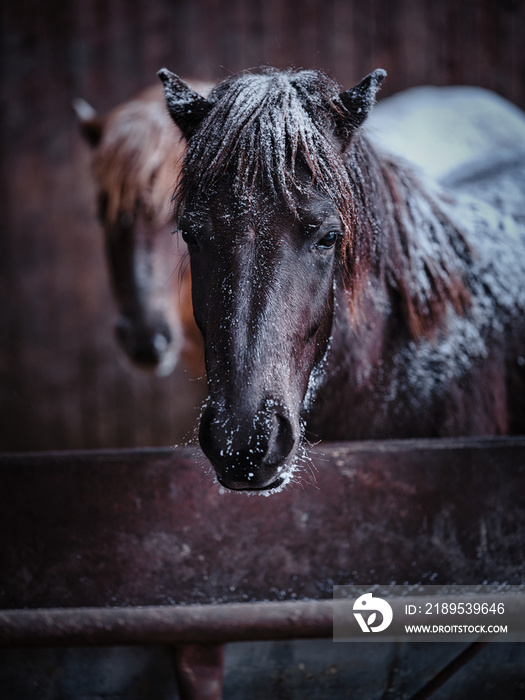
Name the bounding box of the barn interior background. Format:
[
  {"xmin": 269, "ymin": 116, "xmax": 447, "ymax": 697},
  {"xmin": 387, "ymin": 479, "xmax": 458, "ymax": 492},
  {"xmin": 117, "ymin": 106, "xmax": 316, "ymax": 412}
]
[{"xmin": 1, "ymin": 0, "xmax": 524, "ymax": 453}]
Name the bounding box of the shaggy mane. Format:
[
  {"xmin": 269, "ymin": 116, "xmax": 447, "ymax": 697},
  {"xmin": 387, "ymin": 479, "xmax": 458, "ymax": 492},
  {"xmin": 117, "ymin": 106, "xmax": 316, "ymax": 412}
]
[
  {"xmin": 347, "ymin": 134, "xmax": 472, "ymax": 336},
  {"xmin": 93, "ymin": 86, "xmax": 183, "ymax": 225}
]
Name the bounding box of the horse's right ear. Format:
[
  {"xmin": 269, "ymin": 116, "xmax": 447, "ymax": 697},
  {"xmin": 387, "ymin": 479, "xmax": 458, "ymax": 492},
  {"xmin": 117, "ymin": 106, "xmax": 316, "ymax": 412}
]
[
  {"xmin": 337, "ymin": 69, "xmax": 387, "ymax": 142},
  {"xmin": 72, "ymin": 98, "xmax": 103, "ymax": 148},
  {"xmin": 158, "ymin": 68, "xmax": 212, "ymax": 140}
]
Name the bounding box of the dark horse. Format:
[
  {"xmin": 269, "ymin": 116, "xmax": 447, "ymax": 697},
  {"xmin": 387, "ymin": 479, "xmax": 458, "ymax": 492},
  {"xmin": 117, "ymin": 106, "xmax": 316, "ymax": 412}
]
[{"xmin": 158, "ymin": 66, "xmax": 525, "ymax": 492}]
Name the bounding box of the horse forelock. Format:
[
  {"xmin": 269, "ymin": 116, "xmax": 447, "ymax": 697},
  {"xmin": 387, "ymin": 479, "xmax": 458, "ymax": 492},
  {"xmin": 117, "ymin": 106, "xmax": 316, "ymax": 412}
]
[
  {"xmin": 175, "ymin": 68, "xmax": 355, "ymax": 238},
  {"xmin": 93, "ymin": 90, "xmax": 183, "ymax": 226}
]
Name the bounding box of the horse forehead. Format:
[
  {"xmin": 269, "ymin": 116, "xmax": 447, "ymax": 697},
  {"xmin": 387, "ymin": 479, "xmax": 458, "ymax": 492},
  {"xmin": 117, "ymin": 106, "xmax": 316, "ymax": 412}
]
[
  {"xmin": 183, "ymin": 192, "xmax": 285, "ymax": 235},
  {"xmin": 198, "ymin": 182, "xmax": 336, "ymax": 228}
]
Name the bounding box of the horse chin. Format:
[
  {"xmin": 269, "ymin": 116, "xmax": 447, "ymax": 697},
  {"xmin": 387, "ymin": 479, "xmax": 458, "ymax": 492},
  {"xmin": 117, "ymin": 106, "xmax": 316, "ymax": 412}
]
[
  {"xmin": 216, "ymin": 468, "xmax": 296, "ymax": 496},
  {"xmin": 217, "ymin": 475, "xmax": 284, "ymax": 492}
]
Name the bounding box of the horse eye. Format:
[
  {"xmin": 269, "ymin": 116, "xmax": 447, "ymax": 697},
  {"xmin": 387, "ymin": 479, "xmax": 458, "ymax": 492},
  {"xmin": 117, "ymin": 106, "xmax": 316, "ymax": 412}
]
[
  {"xmin": 180, "ymin": 229, "xmax": 198, "ymax": 248},
  {"xmin": 316, "ymin": 231, "xmax": 338, "ymax": 250}
]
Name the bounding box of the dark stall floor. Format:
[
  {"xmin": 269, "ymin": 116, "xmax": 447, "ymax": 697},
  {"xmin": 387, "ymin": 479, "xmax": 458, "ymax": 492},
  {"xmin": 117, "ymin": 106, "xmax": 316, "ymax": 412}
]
[{"xmin": 0, "ymin": 640, "xmax": 524, "ymax": 699}]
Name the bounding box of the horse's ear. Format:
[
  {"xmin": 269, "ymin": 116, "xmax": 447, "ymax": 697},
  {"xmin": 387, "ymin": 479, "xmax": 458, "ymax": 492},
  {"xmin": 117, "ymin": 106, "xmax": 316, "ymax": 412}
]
[
  {"xmin": 72, "ymin": 98, "xmax": 104, "ymax": 148},
  {"xmin": 158, "ymin": 68, "xmax": 212, "ymax": 140},
  {"xmin": 337, "ymin": 69, "xmax": 387, "ymax": 139}
]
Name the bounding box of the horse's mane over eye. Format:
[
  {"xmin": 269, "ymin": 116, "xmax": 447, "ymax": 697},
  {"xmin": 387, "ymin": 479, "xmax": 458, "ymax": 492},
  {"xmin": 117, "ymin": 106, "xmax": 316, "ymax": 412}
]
[{"xmin": 175, "ymin": 68, "xmax": 356, "ymax": 238}]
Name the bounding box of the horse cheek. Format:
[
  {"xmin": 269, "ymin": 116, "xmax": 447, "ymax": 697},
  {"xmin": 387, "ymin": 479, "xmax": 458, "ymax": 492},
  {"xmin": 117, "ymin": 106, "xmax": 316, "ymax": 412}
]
[
  {"xmin": 187, "ymin": 255, "xmax": 209, "ymax": 341},
  {"xmin": 304, "ymin": 260, "xmax": 335, "ymax": 358}
]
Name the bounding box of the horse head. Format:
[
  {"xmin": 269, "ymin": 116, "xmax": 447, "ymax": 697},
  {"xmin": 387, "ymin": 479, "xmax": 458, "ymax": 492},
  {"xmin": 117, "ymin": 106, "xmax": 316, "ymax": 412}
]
[
  {"xmin": 74, "ymin": 86, "xmax": 193, "ymax": 376},
  {"xmin": 159, "ymin": 67, "xmax": 385, "ymax": 490}
]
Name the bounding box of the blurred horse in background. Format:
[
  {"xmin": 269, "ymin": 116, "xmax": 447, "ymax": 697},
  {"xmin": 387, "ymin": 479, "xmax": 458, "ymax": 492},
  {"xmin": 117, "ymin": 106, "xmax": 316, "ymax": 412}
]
[{"xmin": 74, "ymin": 82, "xmax": 210, "ymax": 376}]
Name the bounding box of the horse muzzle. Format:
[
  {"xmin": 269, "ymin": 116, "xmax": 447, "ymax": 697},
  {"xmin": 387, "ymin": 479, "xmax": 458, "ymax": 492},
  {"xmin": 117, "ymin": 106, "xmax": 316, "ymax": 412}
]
[
  {"xmin": 115, "ymin": 315, "xmax": 179, "ymax": 375},
  {"xmin": 199, "ymin": 400, "xmax": 300, "ymax": 491}
]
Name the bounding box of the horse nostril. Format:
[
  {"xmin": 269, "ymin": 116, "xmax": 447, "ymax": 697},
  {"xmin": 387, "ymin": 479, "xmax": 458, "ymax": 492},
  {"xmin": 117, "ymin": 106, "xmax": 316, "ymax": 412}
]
[
  {"xmin": 266, "ymin": 412, "xmax": 296, "ymax": 468},
  {"xmin": 130, "ymin": 345, "xmax": 161, "ymax": 367},
  {"xmin": 198, "ymin": 404, "xmax": 218, "ymax": 460},
  {"xmin": 115, "ymin": 317, "xmax": 132, "ymax": 347}
]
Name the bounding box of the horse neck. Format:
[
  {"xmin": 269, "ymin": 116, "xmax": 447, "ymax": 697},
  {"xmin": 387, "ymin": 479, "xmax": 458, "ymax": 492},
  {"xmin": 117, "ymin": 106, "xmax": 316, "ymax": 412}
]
[{"xmin": 344, "ymin": 132, "xmax": 471, "ymax": 339}]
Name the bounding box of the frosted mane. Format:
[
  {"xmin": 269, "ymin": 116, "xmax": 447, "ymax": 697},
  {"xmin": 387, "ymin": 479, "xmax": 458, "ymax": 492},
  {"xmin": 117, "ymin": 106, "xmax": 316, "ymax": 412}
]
[
  {"xmin": 346, "ymin": 136, "xmax": 472, "ymax": 336},
  {"xmin": 176, "ymin": 68, "xmax": 355, "ymax": 235}
]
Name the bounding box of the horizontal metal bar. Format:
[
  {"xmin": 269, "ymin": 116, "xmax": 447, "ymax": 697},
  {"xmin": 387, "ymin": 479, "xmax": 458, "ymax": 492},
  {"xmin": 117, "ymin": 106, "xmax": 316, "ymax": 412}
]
[
  {"xmin": 0, "ymin": 600, "xmax": 337, "ymax": 647},
  {"xmin": 2, "ymin": 592, "xmax": 523, "ymax": 648}
]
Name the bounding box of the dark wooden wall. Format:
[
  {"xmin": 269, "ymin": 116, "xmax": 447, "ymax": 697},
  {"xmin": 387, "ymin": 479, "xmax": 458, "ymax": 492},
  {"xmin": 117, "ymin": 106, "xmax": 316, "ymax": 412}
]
[{"xmin": 1, "ymin": 0, "xmax": 524, "ymax": 452}]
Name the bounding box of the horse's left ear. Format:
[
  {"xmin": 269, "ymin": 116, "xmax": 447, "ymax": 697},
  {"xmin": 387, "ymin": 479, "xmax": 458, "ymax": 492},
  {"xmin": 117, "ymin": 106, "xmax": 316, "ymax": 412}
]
[
  {"xmin": 158, "ymin": 68, "xmax": 212, "ymax": 140},
  {"xmin": 72, "ymin": 98, "xmax": 104, "ymax": 148},
  {"xmin": 337, "ymin": 69, "xmax": 387, "ymax": 139}
]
